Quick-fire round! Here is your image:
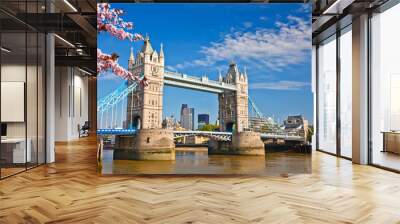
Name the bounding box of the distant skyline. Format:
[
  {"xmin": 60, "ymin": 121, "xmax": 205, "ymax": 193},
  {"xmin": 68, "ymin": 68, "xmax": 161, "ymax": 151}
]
[{"xmin": 98, "ymin": 3, "xmax": 313, "ymax": 127}]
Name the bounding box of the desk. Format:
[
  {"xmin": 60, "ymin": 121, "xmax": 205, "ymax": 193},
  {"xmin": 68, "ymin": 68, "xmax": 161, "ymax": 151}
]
[
  {"xmin": 1, "ymin": 138, "xmax": 31, "ymax": 163},
  {"xmin": 382, "ymin": 132, "xmax": 400, "ymax": 154}
]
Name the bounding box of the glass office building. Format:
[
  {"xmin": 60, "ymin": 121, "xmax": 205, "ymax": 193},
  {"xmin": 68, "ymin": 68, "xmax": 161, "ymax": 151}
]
[
  {"xmin": 198, "ymin": 114, "xmax": 210, "ymax": 129},
  {"xmin": 313, "ymin": 0, "xmax": 400, "ymax": 171}
]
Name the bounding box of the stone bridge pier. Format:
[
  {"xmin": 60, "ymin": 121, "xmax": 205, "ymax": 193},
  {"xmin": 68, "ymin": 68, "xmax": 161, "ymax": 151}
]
[
  {"xmin": 115, "ymin": 37, "xmax": 264, "ymax": 160},
  {"xmin": 208, "ymin": 132, "xmax": 264, "ymax": 155},
  {"xmin": 210, "ymin": 63, "xmax": 265, "ymax": 155}
]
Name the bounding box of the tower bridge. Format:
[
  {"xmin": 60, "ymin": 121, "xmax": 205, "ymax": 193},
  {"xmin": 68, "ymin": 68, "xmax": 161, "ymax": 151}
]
[
  {"xmin": 124, "ymin": 37, "xmax": 249, "ymax": 133},
  {"xmin": 99, "ymin": 37, "xmax": 289, "ymax": 160}
]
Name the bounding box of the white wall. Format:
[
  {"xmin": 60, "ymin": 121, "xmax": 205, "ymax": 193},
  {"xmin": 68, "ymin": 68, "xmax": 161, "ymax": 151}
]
[
  {"xmin": 54, "ymin": 67, "xmax": 89, "ymax": 141},
  {"xmin": 1, "ymin": 65, "xmax": 26, "ymax": 139},
  {"xmin": 1, "ymin": 63, "xmax": 46, "ymax": 164},
  {"xmin": 55, "ymin": 66, "xmax": 69, "ymax": 141},
  {"xmin": 1, "ymin": 65, "xmax": 40, "ymax": 138}
]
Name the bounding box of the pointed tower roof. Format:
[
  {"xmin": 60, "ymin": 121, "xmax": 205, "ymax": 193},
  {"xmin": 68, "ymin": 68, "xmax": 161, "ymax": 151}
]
[
  {"xmin": 141, "ymin": 35, "xmax": 153, "ymax": 54},
  {"xmin": 159, "ymin": 43, "xmax": 164, "ymax": 58},
  {"xmin": 218, "ymin": 69, "xmax": 223, "ymax": 82},
  {"xmin": 229, "ymin": 62, "xmax": 238, "ymax": 74},
  {"xmin": 152, "ymin": 50, "xmax": 158, "ymax": 58},
  {"xmin": 129, "ymin": 47, "xmax": 135, "ymax": 62},
  {"xmin": 225, "ymin": 62, "xmax": 242, "ymax": 84}
]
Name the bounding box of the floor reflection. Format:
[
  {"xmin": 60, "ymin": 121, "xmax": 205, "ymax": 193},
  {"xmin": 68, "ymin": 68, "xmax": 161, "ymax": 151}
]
[
  {"xmin": 101, "ymin": 147, "xmax": 311, "ymax": 176},
  {"xmin": 372, "ymin": 151, "xmax": 400, "ymax": 171}
]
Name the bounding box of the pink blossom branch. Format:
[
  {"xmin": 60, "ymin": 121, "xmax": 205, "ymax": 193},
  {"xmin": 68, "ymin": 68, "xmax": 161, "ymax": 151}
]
[
  {"xmin": 97, "ymin": 3, "xmax": 147, "ymax": 86},
  {"xmin": 97, "ymin": 49, "xmax": 148, "ymax": 87},
  {"xmin": 97, "ymin": 3, "xmax": 143, "ymax": 42}
]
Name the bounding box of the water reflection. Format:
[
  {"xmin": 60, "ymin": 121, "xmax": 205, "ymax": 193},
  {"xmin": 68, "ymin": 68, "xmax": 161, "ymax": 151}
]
[{"xmin": 101, "ymin": 147, "xmax": 311, "ymax": 176}]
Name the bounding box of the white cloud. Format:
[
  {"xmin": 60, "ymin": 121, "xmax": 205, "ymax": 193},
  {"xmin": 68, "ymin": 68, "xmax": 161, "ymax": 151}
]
[
  {"xmin": 172, "ymin": 15, "xmax": 311, "ymax": 72},
  {"xmin": 297, "ymin": 4, "xmax": 311, "ymax": 13},
  {"xmin": 249, "ymin": 80, "xmax": 310, "ymax": 90},
  {"xmin": 165, "ymin": 65, "xmax": 177, "ymax": 71},
  {"xmin": 243, "ymin": 22, "xmax": 253, "ymax": 28},
  {"xmin": 259, "ymin": 16, "xmax": 267, "ymax": 21}
]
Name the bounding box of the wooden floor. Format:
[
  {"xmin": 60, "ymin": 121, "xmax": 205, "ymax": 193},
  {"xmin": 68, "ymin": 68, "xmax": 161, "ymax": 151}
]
[{"xmin": 1, "ymin": 136, "xmax": 400, "ymax": 223}]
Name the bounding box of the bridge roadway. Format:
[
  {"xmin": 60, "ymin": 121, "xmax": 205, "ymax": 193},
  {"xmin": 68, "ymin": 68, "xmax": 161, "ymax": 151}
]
[
  {"xmin": 163, "ymin": 70, "xmax": 237, "ymax": 93},
  {"xmin": 97, "ymin": 129, "xmax": 304, "ymax": 142}
]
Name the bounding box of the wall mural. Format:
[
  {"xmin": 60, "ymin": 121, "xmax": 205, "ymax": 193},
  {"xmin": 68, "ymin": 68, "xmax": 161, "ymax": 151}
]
[{"xmin": 97, "ymin": 3, "xmax": 312, "ymax": 175}]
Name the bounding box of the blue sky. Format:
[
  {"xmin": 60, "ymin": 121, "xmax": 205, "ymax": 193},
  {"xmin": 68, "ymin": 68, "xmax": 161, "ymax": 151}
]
[{"xmin": 98, "ymin": 3, "xmax": 312, "ymax": 127}]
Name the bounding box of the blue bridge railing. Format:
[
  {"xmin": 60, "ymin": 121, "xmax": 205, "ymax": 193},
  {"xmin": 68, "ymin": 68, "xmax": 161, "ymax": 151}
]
[{"xmin": 97, "ymin": 128, "xmax": 137, "ymax": 135}]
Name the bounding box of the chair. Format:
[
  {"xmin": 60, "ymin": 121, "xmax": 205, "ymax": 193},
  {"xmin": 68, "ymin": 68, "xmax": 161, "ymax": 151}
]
[{"xmin": 79, "ymin": 121, "xmax": 90, "ymax": 138}]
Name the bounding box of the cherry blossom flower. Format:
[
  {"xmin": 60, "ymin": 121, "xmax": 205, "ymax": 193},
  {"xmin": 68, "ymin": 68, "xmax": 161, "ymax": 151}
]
[
  {"xmin": 97, "ymin": 3, "xmax": 143, "ymax": 42},
  {"xmin": 97, "ymin": 49, "xmax": 148, "ymax": 87},
  {"xmin": 97, "ymin": 3, "xmax": 146, "ymax": 86}
]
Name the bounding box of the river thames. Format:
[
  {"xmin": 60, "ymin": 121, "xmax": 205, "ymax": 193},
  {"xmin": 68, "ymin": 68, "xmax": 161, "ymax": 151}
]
[{"xmin": 100, "ymin": 146, "xmax": 311, "ymax": 176}]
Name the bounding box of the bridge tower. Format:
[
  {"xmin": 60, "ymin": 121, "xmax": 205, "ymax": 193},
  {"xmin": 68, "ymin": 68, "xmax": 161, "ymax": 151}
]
[
  {"xmin": 218, "ymin": 63, "xmax": 249, "ymax": 132},
  {"xmin": 212, "ymin": 63, "xmax": 264, "ymax": 155},
  {"xmin": 116, "ymin": 37, "xmax": 175, "ymax": 160},
  {"xmin": 126, "ymin": 36, "xmax": 164, "ymax": 130}
]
